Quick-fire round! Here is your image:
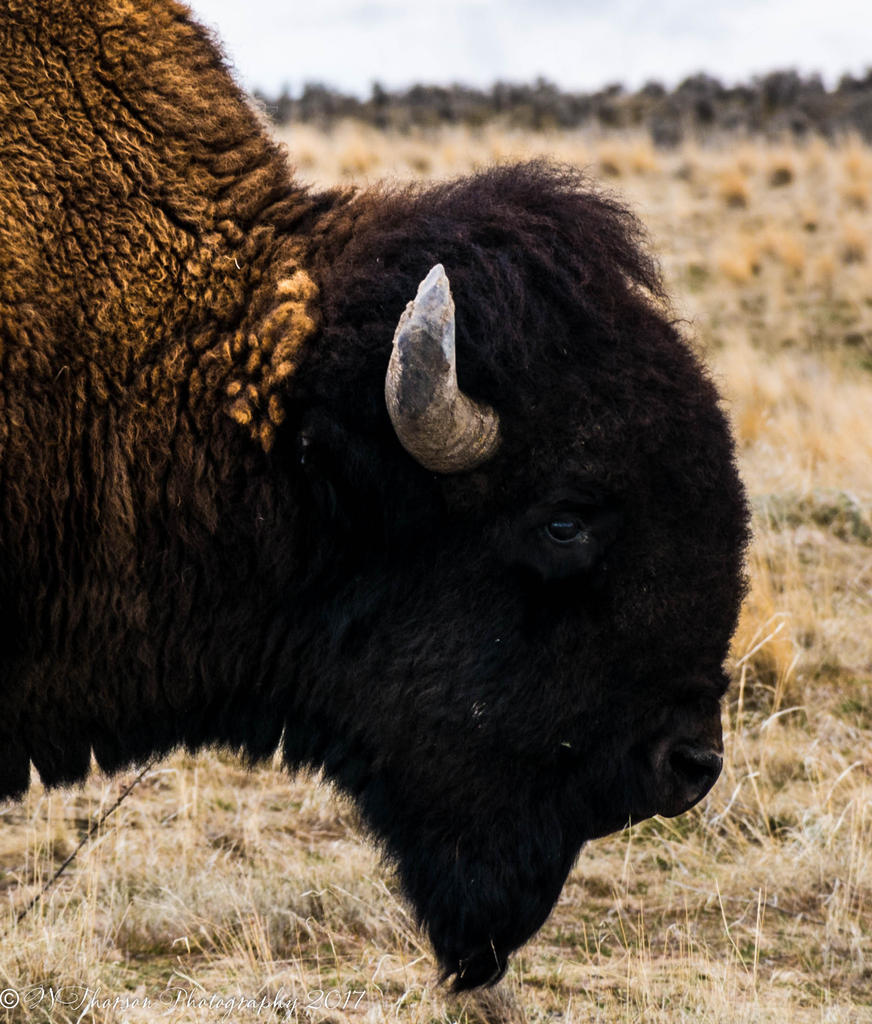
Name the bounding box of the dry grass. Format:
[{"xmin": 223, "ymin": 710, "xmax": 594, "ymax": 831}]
[{"xmin": 2, "ymin": 126, "xmax": 872, "ymax": 1022}]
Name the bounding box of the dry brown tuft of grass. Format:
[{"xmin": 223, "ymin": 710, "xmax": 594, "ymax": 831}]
[
  {"xmin": 766, "ymin": 152, "xmax": 796, "ymax": 188},
  {"xmin": 716, "ymin": 168, "xmax": 752, "ymax": 208},
  {"xmin": 840, "ymin": 222, "xmax": 868, "ymax": 264},
  {"xmin": 2, "ymin": 126, "xmax": 872, "ymax": 1022},
  {"xmin": 841, "ymin": 179, "xmax": 869, "ymax": 210}
]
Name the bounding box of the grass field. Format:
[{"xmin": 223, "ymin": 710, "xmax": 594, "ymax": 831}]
[{"xmin": 1, "ymin": 126, "xmax": 871, "ymax": 1022}]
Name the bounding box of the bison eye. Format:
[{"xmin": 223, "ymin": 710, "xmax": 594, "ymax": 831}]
[
  {"xmin": 545, "ymin": 518, "xmax": 584, "ymax": 544},
  {"xmin": 509, "ymin": 491, "xmax": 620, "ymax": 582}
]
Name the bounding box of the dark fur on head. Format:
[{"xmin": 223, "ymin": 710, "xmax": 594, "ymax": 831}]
[
  {"xmin": 285, "ymin": 164, "xmax": 749, "ymax": 985},
  {"xmin": 0, "ymin": 0, "xmax": 749, "ymax": 990}
]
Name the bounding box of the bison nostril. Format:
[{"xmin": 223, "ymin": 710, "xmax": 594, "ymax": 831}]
[
  {"xmin": 644, "ymin": 737, "xmax": 724, "ymax": 819},
  {"xmin": 669, "ymin": 744, "xmax": 722, "ymax": 799}
]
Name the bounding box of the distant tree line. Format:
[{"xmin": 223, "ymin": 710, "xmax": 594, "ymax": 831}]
[{"xmin": 254, "ymin": 70, "xmax": 872, "ymax": 143}]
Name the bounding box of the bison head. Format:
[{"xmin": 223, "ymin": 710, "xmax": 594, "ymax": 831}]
[{"xmin": 278, "ymin": 164, "xmax": 749, "ymax": 988}]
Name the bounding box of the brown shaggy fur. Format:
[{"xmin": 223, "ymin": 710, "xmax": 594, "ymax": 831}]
[
  {"xmin": 0, "ymin": 0, "xmax": 335, "ymax": 792},
  {"xmin": 1, "ymin": 0, "xmax": 326, "ymax": 454}
]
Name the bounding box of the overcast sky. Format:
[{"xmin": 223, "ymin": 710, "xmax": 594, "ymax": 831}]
[{"xmin": 185, "ymin": 0, "xmax": 871, "ymax": 97}]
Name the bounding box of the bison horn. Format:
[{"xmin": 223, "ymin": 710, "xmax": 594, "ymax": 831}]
[{"xmin": 384, "ymin": 264, "xmax": 501, "ymax": 473}]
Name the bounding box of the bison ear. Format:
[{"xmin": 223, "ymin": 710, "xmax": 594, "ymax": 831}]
[{"xmin": 384, "ymin": 264, "xmax": 501, "ymax": 474}]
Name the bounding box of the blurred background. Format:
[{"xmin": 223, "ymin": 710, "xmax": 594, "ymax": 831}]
[
  {"xmin": 187, "ymin": 0, "xmax": 871, "ymax": 98},
  {"xmin": 185, "ymin": 0, "xmax": 872, "ymax": 145}
]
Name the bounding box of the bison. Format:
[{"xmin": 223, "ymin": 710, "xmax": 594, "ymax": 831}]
[{"xmin": 0, "ymin": 0, "xmax": 749, "ymax": 989}]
